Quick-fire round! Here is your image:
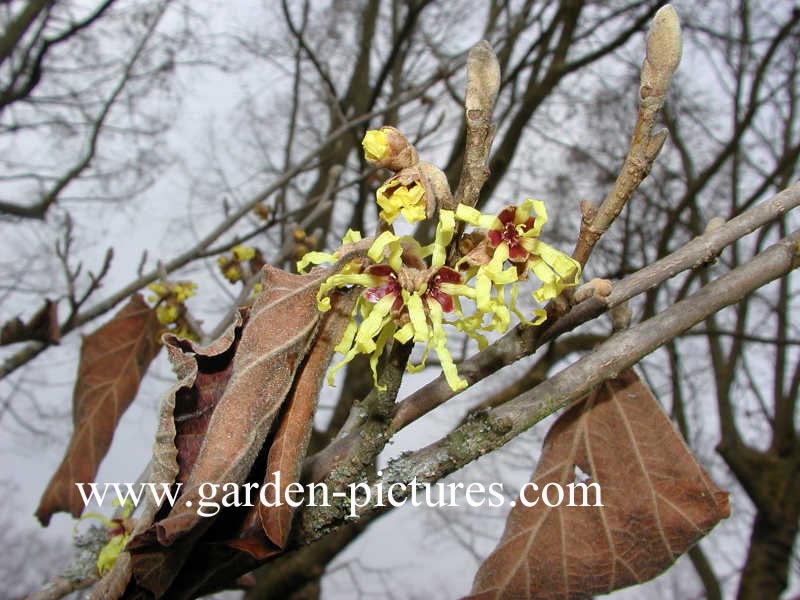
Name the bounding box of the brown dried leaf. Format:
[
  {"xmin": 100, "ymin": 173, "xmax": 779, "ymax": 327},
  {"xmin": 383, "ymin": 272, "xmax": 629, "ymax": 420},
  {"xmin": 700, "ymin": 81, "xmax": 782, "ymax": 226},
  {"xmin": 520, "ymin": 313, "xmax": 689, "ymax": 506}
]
[
  {"xmin": 154, "ymin": 266, "xmax": 323, "ymax": 543},
  {"xmin": 468, "ymin": 368, "xmax": 730, "ymax": 600},
  {"xmin": 226, "ymin": 289, "xmax": 357, "ymax": 559},
  {"xmin": 93, "ymin": 311, "xmax": 248, "ymax": 600},
  {"xmin": 36, "ymin": 294, "xmax": 161, "ymax": 525},
  {"xmin": 168, "ymin": 310, "xmax": 248, "ymax": 486},
  {"xmin": 129, "ymin": 266, "xmax": 327, "ymax": 597}
]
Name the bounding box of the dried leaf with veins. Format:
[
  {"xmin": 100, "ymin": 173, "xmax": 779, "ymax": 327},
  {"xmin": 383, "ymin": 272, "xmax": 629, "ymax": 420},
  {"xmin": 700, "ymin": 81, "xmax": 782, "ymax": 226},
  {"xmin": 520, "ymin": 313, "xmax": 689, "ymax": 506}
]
[
  {"xmin": 141, "ymin": 290, "xmax": 358, "ymax": 599},
  {"xmin": 95, "ymin": 311, "xmax": 248, "ymax": 600},
  {"xmin": 36, "ymin": 294, "xmax": 161, "ymax": 526},
  {"xmin": 227, "ymin": 288, "xmax": 358, "ymax": 559},
  {"xmin": 467, "ymin": 369, "xmax": 730, "ymax": 600},
  {"xmin": 128, "ymin": 266, "xmax": 328, "ymax": 597}
]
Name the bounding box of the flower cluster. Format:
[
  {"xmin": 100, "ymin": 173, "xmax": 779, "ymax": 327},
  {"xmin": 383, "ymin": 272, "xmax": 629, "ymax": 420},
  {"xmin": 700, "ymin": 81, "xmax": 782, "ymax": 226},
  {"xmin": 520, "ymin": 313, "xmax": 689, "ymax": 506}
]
[
  {"xmin": 456, "ymin": 199, "xmax": 581, "ymax": 310},
  {"xmin": 217, "ymin": 244, "xmax": 263, "ymax": 283},
  {"xmin": 299, "ymin": 128, "xmax": 582, "ymax": 392},
  {"xmin": 302, "ymin": 212, "xmax": 483, "ymax": 390},
  {"xmin": 146, "ymin": 279, "xmax": 198, "ymax": 341},
  {"xmin": 291, "ymin": 229, "xmax": 317, "ymax": 261},
  {"xmin": 362, "ymin": 126, "xmax": 451, "ymax": 224}
]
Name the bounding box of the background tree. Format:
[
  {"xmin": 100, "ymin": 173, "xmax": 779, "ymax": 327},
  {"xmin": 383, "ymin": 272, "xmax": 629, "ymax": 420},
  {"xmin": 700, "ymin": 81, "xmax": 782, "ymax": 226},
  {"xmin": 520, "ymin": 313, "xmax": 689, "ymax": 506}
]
[{"xmin": 1, "ymin": 1, "xmax": 798, "ymax": 599}]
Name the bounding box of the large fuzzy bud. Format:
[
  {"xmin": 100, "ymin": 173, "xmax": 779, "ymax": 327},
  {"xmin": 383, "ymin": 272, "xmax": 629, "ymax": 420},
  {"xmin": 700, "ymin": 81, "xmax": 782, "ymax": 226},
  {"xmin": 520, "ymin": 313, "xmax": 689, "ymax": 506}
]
[{"xmin": 640, "ymin": 5, "xmax": 682, "ymax": 99}]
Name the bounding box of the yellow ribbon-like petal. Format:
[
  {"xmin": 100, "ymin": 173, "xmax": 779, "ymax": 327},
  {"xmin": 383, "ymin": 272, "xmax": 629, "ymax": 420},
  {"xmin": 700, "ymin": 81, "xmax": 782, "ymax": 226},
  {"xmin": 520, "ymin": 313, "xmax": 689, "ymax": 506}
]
[
  {"xmin": 316, "ymin": 273, "xmax": 381, "ymax": 311},
  {"xmin": 369, "ymin": 320, "xmax": 397, "ymax": 390},
  {"xmin": 97, "ymin": 533, "xmax": 130, "ymax": 576},
  {"xmin": 327, "ymin": 294, "xmax": 395, "ymax": 387},
  {"xmin": 377, "ymin": 182, "xmax": 426, "ymax": 224},
  {"xmin": 297, "ymin": 250, "xmax": 337, "ymax": 274},
  {"xmin": 342, "ymin": 229, "xmax": 363, "ymax": 244},
  {"xmin": 368, "ymin": 231, "xmax": 400, "ymax": 264},
  {"xmin": 427, "ymin": 209, "xmax": 455, "ymax": 268},
  {"xmin": 394, "ymin": 322, "xmax": 415, "ymax": 344},
  {"xmin": 455, "ymin": 203, "xmax": 499, "ymax": 229},
  {"xmin": 517, "ymin": 198, "xmax": 547, "ymax": 237},
  {"xmin": 405, "ymin": 291, "xmax": 430, "ymax": 343},
  {"xmin": 354, "ymin": 293, "xmax": 396, "ymax": 354},
  {"xmin": 427, "ymin": 298, "xmax": 467, "ymax": 391}
]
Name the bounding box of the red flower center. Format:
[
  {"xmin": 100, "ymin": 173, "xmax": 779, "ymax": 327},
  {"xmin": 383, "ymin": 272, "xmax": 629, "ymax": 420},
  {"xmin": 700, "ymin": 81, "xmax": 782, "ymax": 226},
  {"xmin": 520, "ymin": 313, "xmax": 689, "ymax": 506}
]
[
  {"xmin": 363, "ymin": 264, "xmax": 404, "ymax": 312},
  {"xmin": 487, "ymin": 206, "xmax": 535, "ymax": 261},
  {"xmin": 363, "ymin": 265, "xmax": 461, "ymax": 314},
  {"xmin": 425, "ymin": 267, "xmax": 461, "ymax": 313}
]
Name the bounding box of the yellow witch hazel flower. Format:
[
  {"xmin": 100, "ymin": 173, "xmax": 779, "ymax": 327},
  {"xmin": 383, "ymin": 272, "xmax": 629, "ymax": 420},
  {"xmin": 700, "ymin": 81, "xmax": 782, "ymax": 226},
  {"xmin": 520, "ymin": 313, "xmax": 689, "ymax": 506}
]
[
  {"xmin": 231, "ymin": 244, "xmax": 256, "ymax": 262},
  {"xmin": 376, "ymin": 179, "xmax": 427, "ymax": 224},
  {"xmin": 78, "ymin": 499, "xmax": 135, "ymax": 576},
  {"xmin": 361, "ymin": 127, "xmax": 433, "ymax": 225},
  {"xmin": 302, "ymin": 127, "xmax": 580, "ymax": 395},
  {"xmin": 309, "ymin": 211, "xmax": 486, "ymax": 391},
  {"xmin": 455, "ymin": 199, "xmax": 581, "ymax": 315},
  {"xmin": 217, "ymin": 244, "xmax": 259, "ymax": 283},
  {"xmin": 361, "ymin": 126, "xmax": 419, "ymax": 172},
  {"xmin": 146, "ymin": 279, "xmax": 199, "ymax": 341}
]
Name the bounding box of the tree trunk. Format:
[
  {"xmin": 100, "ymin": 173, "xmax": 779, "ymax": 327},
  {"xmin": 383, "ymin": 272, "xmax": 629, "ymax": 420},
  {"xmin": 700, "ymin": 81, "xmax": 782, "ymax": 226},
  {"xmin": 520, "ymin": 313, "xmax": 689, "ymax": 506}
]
[{"xmin": 737, "ymin": 509, "xmax": 799, "ymax": 599}]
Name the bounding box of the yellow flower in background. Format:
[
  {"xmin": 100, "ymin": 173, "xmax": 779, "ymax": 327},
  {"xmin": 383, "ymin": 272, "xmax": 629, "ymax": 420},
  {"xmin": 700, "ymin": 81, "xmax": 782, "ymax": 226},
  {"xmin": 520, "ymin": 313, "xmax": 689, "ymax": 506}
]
[
  {"xmin": 147, "ymin": 280, "xmax": 196, "ymax": 303},
  {"xmin": 172, "ymin": 281, "xmax": 197, "ymax": 302},
  {"xmin": 172, "ymin": 322, "xmax": 199, "ymax": 342},
  {"xmin": 362, "ymin": 129, "xmax": 389, "ymax": 162},
  {"xmin": 223, "ymin": 264, "xmax": 242, "ymax": 283},
  {"xmin": 219, "ymin": 244, "xmax": 262, "ymax": 284},
  {"xmin": 231, "ymin": 244, "xmax": 256, "ymax": 262},
  {"xmin": 146, "ymin": 281, "xmax": 168, "ymax": 301},
  {"xmin": 145, "ymin": 279, "xmax": 198, "ymax": 342},
  {"xmin": 376, "ymin": 180, "xmax": 426, "ymax": 224},
  {"xmin": 156, "ymin": 304, "xmax": 179, "ymax": 325}
]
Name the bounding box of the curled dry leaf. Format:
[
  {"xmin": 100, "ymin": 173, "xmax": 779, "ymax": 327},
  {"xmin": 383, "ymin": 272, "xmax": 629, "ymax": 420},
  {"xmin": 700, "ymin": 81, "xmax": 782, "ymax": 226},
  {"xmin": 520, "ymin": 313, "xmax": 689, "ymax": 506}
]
[
  {"xmin": 128, "ymin": 266, "xmax": 328, "ymax": 597},
  {"xmin": 93, "ymin": 310, "xmax": 248, "ymax": 600},
  {"xmin": 468, "ymin": 368, "xmax": 730, "ymax": 600},
  {"xmin": 227, "ymin": 288, "xmax": 358, "ymax": 559},
  {"xmin": 36, "ymin": 294, "xmax": 161, "ymax": 526},
  {"xmin": 168, "ymin": 310, "xmax": 249, "ymax": 487},
  {"xmin": 143, "ymin": 289, "xmax": 358, "ymax": 600},
  {"xmin": 154, "ymin": 265, "xmax": 324, "ymax": 544}
]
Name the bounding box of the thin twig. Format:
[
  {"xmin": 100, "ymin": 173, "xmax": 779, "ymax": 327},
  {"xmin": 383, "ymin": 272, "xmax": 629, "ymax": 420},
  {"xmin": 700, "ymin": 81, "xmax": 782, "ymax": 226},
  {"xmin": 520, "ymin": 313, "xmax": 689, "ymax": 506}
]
[
  {"xmin": 24, "ymin": 575, "xmax": 98, "ymax": 600},
  {"xmin": 571, "ymin": 5, "xmax": 682, "ymax": 267}
]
